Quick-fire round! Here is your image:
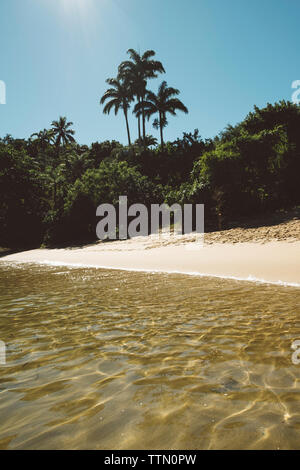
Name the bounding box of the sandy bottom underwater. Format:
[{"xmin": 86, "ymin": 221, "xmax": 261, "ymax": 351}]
[{"xmin": 0, "ymin": 263, "xmax": 299, "ymax": 449}]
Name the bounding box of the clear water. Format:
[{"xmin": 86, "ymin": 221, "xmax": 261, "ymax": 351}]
[{"xmin": 0, "ymin": 263, "xmax": 300, "ymax": 449}]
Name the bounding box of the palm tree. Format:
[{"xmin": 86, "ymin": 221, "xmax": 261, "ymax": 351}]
[
  {"xmin": 135, "ymin": 81, "xmax": 188, "ymax": 148},
  {"xmin": 30, "ymin": 129, "xmax": 54, "ymax": 149},
  {"xmin": 51, "ymin": 117, "xmax": 76, "ymax": 147},
  {"xmin": 135, "ymin": 134, "xmax": 158, "ymax": 148},
  {"xmin": 119, "ymin": 68, "xmax": 144, "ymax": 141},
  {"xmin": 119, "ymin": 49, "xmax": 165, "ymax": 140},
  {"xmin": 100, "ymin": 77, "xmax": 133, "ymax": 146}
]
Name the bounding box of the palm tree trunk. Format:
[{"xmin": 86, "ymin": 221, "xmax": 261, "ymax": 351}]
[
  {"xmin": 138, "ymin": 116, "xmax": 141, "ymax": 140},
  {"xmin": 124, "ymin": 109, "xmax": 131, "ymax": 146},
  {"xmin": 159, "ymin": 112, "xmax": 164, "ymax": 149},
  {"xmin": 137, "ymin": 96, "xmax": 141, "ymax": 140},
  {"xmin": 141, "ymin": 95, "xmax": 146, "ymax": 140}
]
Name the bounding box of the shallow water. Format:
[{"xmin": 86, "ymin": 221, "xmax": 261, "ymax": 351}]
[{"xmin": 0, "ymin": 262, "xmax": 299, "ymax": 450}]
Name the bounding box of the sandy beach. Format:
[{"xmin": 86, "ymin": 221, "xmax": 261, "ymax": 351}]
[
  {"xmin": 1, "ymin": 212, "xmax": 299, "ymax": 286},
  {"xmin": 1, "ymin": 241, "xmax": 299, "ymax": 286}
]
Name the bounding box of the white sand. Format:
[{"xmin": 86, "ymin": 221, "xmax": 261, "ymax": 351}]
[{"xmin": 1, "ymin": 238, "xmax": 300, "ymax": 286}]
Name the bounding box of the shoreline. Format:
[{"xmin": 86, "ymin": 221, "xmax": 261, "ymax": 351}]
[{"xmin": 1, "ymin": 240, "xmax": 300, "ymax": 287}]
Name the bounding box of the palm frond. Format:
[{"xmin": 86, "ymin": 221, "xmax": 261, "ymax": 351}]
[
  {"xmin": 166, "ymin": 98, "xmax": 189, "ymax": 114},
  {"xmin": 100, "ymin": 89, "xmax": 118, "ymax": 104},
  {"xmin": 145, "ymin": 90, "xmax": 158, "ymax": 104},
  {"xmin": 127, "ymin": 48, "xmax": 141, "ymax": 63},
  {"xmin": 162, "ymin": 86, "xmax": 179, "ymax": 99},
  {"xmin": 103, "ymin": 99, "xmax": 119, "ymax": 114},
  {"xmin": 142, "ymin": 50, "xmax": 155, "ymax": 60}
]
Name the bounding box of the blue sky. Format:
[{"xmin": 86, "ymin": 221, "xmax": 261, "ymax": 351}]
[{"xmin": 0, "ymin": 0, "xmax": 299, "ymax": 145}]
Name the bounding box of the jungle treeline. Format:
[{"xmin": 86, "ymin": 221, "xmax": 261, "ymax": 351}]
[{"xmin": 1, "ymin": 99, "xmax": 300, "ymax": 247}]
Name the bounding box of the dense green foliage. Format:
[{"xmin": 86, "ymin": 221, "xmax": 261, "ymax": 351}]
[{"xmin": 1, "ymin": 100, "xmax": 300, "ymax": 247}]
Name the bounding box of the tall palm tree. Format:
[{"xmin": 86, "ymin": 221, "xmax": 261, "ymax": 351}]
[
  {"xmin": 135, "ymin": 81, "xmax": 188, "ymax": 148},
  {"xmin": 119, "ymin": 49, "xmax": 165, "ymax": 140},
  {"xmin": 118, "ymin": 67, "xmax": 144, "ymax": 141},
  {"xmin": 51, "ymin": 117, "xmax": 76, "ymax": 147},
  {"xmin": 100, "ymin": 77, "xmax": 133, "ymax": 146}
]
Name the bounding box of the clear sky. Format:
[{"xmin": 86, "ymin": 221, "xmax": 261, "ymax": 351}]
[{"xmin": 0, "ymin": 0, "xmax": 299, "ymax": 145}]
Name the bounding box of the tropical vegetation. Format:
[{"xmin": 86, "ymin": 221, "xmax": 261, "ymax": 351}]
[{"xmin": 1, "ymin": 49, "xmax": 300, "ymax": 247}]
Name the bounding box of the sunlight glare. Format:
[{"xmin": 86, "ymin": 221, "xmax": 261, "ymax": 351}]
[{"xmin": 61, "ymin": 0, "xmax": 95, "ymax": 19}]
